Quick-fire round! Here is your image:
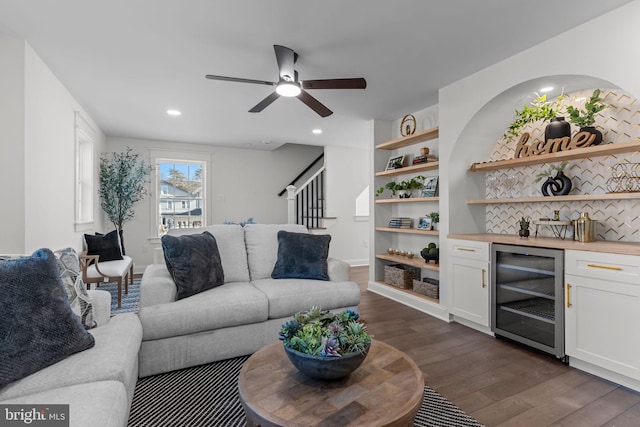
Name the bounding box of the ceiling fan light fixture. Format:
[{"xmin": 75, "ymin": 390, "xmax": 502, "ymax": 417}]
[{"xmin": 276, "ymin": 81, "xmax": 301, "ymax": 97}]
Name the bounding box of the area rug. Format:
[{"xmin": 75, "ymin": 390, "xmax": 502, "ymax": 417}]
[
  {"xmin": 91, "ymin": 278, "xmax": 140, "ymax": 315},
  {"xmin": 128, "ymin": 356, "xmax": 484, "ymax": 427}
]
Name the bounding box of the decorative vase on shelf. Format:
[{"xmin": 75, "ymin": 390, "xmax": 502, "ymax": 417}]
[
  {"xmin": 541, "ymin": 171, "xmax": 572, "ymax": 196},
  {"xmin": 580, "ymin": 126, "xmax": 603, "ymax": 145},
  {"xmin": 545, "ymin": 117, "xmax": 571, "ymax": 142}
]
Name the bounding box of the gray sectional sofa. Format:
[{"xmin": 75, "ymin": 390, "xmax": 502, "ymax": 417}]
[
  {"xmin": 0, "ymin": 290, "xmax": 142, "ymax": 427},
  {"xmin": 137, "ymin": 223, "xmax": 361, "ymax": 377}
]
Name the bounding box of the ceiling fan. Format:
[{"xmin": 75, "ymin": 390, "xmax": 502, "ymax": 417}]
[{"xmin": 205, "ymin": 45, "xmax": 366, "ymax": 117}]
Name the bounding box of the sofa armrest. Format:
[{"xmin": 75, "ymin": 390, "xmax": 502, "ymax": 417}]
[
  {"xmin": 153, "ymin": 247, "xmax": 165, "ymax": 265},
  {"xmin": 87, "ymin": 289, "xmax": 111, "ymax": 327},
  {"xmin": 327, "ymin": 258, "xmax": 350, "ymax": 281}
]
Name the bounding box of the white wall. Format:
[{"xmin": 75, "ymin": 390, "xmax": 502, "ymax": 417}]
[
  {"xmin": 0, "ymin": 36, "xmax": 106, "ymax": 254},
  {"xmin": 0, "ymin": 36, "xmax": 26, "ymax": 253},
  {"xmin": 105, "ymin": 137, "xmax": 324, "ymax": 270},
  {"xmin": 324, "ymin": 145, "xmax": 369, "ymax": 266}
]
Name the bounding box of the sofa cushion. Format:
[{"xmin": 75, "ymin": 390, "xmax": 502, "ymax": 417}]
[
  {"xmin": 0, "ymin": 381, "xmax": 129, "ymax": 427},
  {"xmin": 138, "ymin": 282, "xmax": 269, "ymax": 341},
  {"xmin": 251, "ymin": 278, "xmax": 361, "ymax": 319},
  {"xmin": 272, "ymin": 231, "xmax": 331, "ymax": 281},
  {"xmin": 0, "ymin": 248, "xmax": 95, "ymax": 388},
  {"xmin": 84, "ymin": 230, "xmax": 123, "ymax": 262},
  {"xmin": 54, "ymin": 247, "xmax": 96, "ymax": 329},
  {"xmin": 244, "ymin": 224, "xmax": 308, "ymax": 280},
  {"xmin": 162, "ymin": 231, "xmax": 225, "ymax": 300},
  {"xmin": 167, "ymin": 224, "xmax": 250, "ymax": 283},
  {"xmin": 0, "ymin": 313, "xmax": 142, "ymax": 402}
]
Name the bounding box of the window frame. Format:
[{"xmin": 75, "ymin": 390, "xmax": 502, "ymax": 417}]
[
  {"xmin": 149, "ymin": 149, "xmax": 211, "ymax": 241},
  {"xmin": 74, "ymin": 111, "xmax": 96, "ymax": 232}
]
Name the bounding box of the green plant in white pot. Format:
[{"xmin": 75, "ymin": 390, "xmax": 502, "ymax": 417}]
[{"xmin": 376, "ymin": 176, "xmax": 425, "ymax": 198}]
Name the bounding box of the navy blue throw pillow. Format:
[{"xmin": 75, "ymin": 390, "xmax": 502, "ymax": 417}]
[
  {"xmin": 0, "ymin": 248, "xmax": 95, "ymax": 387},
  {"xmin": 161, "ymin": 231, "xmax": 225, "ymax": 300},
  {"xmin": 84, "ymin": 230, "xmax": 123, "ymax": 262},
  {"xmin": 271, "ymin": 231, "xmax": 331, "ymax": 281}
]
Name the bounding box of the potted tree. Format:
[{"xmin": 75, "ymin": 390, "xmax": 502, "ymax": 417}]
[
  {"xmin": 99, "ymin": 147, "xmax": 153, "ymax": 254},
  {"xmin": 566, "ymin": 89, "xmax": 606, "ymax": 145}
]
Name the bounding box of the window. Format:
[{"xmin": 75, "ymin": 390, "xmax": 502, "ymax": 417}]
[
  {"xmin": 156, "ymin": 159, "xmax": 205, "ymax": 235},
  {"xmin": 74, "ymin": 111, "xmax": 96, "ymax": 231}
]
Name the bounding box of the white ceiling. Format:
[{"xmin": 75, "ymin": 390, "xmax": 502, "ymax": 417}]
[{"xmin": 0, "ymin": 0, "xmax": 633, "ymax": 150}]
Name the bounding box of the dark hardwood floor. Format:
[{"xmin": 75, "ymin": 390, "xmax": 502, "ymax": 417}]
[{"xmin": 350, "ymin": 266, "xmax": 640, "ymax": 427}]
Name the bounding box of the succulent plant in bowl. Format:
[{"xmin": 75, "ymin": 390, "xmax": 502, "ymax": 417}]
[{"xmin": 279, "ymin": 307, "xmax": 372, "ymax": 380}]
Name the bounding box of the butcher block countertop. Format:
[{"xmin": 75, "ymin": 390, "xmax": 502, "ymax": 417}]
[{"xmin": 448, "ymin": 233, "xmax": 640, "ymax": 256}]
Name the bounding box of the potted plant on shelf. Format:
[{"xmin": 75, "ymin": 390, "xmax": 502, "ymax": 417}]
[
  {"xmin": 534, "ymin": 161, "xmax": 571, "ymax": 196},
  {"xmin": 566, "ymin": 89, "xmax": 606, "ymax": 145},
  {"xmin": 518, "ymin": 217, "xmax": 531, "ymax": 238},
  {"xmin": 428, "ymin": 211, "xmax": 440, "ymax": 230},
  {"xmin": 502, "ymin": 93, "xmax": 562, "ymax": 143},
  {"xmin": 376, "ymin": 176, "xmax": 425, "ymax": 198},
  {"xmin": 279, "ymin": 307, "xmax": 372, "ymax": 380}
]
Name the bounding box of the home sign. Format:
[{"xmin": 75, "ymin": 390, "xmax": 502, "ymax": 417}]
[{"xmin": 514, "ymin": 131, "xmax": 598, "ymax": 159}]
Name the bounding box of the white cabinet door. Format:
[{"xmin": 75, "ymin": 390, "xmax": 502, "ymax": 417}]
[
  {"xmin": 449, "ymin": 239, "xmax": 490, "ymax": 327},
  {"xmin": 565, "ymin": 250, "xmax": 640, "ymax": 380}
]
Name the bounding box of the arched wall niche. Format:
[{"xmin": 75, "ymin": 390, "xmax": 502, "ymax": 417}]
[{"xmin": 448, "ymin": 74, "xmax": 640, "ymax": 241}]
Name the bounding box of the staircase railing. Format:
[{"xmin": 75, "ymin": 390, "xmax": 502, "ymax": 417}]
[
  {"xmin": 287, "ymin": 166, "xmax": 326, "ymax": 228},
  {"xmin": 278, "ymin": 153, "xmax": 324, "ymax": 197}
]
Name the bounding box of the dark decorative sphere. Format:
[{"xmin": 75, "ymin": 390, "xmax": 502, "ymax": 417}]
[{"xmin": 283, "ymin": 343, "xmax": 370, "ymax": 380}]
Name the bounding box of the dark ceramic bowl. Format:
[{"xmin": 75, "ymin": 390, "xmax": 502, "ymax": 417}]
[
  {"xmin": 421, "ymin": 250, "xmax": 439, "ymax": 264},
  {"xmin": 283, "ymin": 342, "xmax": 370, "ymax": 380}
]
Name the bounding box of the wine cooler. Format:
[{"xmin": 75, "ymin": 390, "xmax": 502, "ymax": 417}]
[{"xmin": 491, "ymin": 244, "xmax": 567, "ymax": 362}]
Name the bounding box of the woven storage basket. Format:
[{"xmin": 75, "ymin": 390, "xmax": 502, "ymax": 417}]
[
  {"xmin": 384, "ymin": 264, "xmax": 420, "ymax": 289},
  {"xmin": 413, "ymin": 278, "xmax": 439, "ymax": 298}
]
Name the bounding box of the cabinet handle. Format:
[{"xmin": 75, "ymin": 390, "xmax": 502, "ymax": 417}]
[
  {"xmin": 481, "ymin": 268, "xmax": 486, "ymax": 288},
  {"xmin": 458, "ymin": 248, "xmax": 476, "ymax": 252},
  {"xmin": 566, "ymin": 283, "xmax": 572, "ymax": 308},
  {"xmin": 586, "ymin": 263, "xmax": 622, "ymax": 271}
]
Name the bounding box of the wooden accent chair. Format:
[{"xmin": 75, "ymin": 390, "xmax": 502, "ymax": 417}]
[{"xmin": 79, "ymin": 253, "xmax": 133, "ymax": 309}]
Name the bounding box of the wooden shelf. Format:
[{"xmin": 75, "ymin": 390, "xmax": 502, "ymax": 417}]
[
  {"xmin": 376, "ymin": 227, "xmax": 439, "ymax": 235},
  {"xmin": 376, "ymin": 127, "xmax": 439, "ymax": 150},
  {"xmin": 374, "ymin": 281, "xmax": 440, "ymax": 304},
  {"xmin": 376, "ymin": 197, "xmax": 439, "ymax": 204},
  {"xmin": 376, "ymin": 161, "xmax": 439, "ymax": 177},
  {"xmin": 469, "ymin": 140, "xmax": 640, "ymax": 172},
  {"xmin": 376, "ymin": 254, "xmax": 440, "ymax": 271},
  {"xmin": 468, "ymin": 192, "xmax": 640, "ymax": 205}
]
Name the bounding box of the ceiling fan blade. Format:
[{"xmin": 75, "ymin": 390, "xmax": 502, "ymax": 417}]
[
  {"xmin": 301, "ymin": 78, "xmax": 367, "ymax": 90},
  {"xmin": 297, "ymin": 90, "xmax": 333, "ymax": 117},
  {"xmin": 249, "ymin": 91, "xmax": 280, "ymax": 113},
  {"xmin": 274, "ymin": 45, "xmax": 296, "ymax": 82},
  {"xmin": 205, "ymin": 74, "xmax": 275, "ymax": 86}
]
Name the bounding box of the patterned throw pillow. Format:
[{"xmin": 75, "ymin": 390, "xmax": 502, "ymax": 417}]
[{"xmin": 54, "ymin": 248, "xmax": 97, "ymax": 329}]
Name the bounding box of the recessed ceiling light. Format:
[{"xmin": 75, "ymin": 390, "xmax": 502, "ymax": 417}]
[
  {"xmin": 166, "ymin": 109, "xmax": 181, "ymax": 116},
  {"xmin": 312, "ymin": 129, "xmax": 322, "ymax": 135},
  {"xmin": 539, "ymin": 86, "xmax": 554, "ymax": 93}
]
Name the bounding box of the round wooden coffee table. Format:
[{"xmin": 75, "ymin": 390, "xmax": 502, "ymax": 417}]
[{"xmin": 238, "ymin": 340, "xmax": 424, "ymax": 427}]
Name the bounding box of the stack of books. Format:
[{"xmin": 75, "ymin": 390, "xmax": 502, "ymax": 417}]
[
  {"xmin": 412, "ymin": 155, "xmax": 437, "ymax": 165},
  {"xmin": 388, "ymin": 217, "xmax": 413, "ymax": 229}
]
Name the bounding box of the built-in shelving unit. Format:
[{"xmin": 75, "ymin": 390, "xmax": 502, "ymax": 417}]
[
  {"xmin": 468, "ymin": 139, "xmax": 640, "ymax": 172},
  {"xmin": 376, "ymin": 254, "xmax": 440, "ymax": 271},
  {"xmin": 372, "ymin": 125, "xmax": 442, "ymax": 308},
  {"xmin": 467, "ymin": 140, "xmax": 640, "ymax": 205},
  {"xmin": 375, "ymin": 162, "xmax": 439, "ymax": 177},
  {"xmin": 376, "ymin": 226, "xmax": 439, "ymax": 235},
  {"xmin": 376, "ymin": 197, "xmax": 439, "ymax": 204}
]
